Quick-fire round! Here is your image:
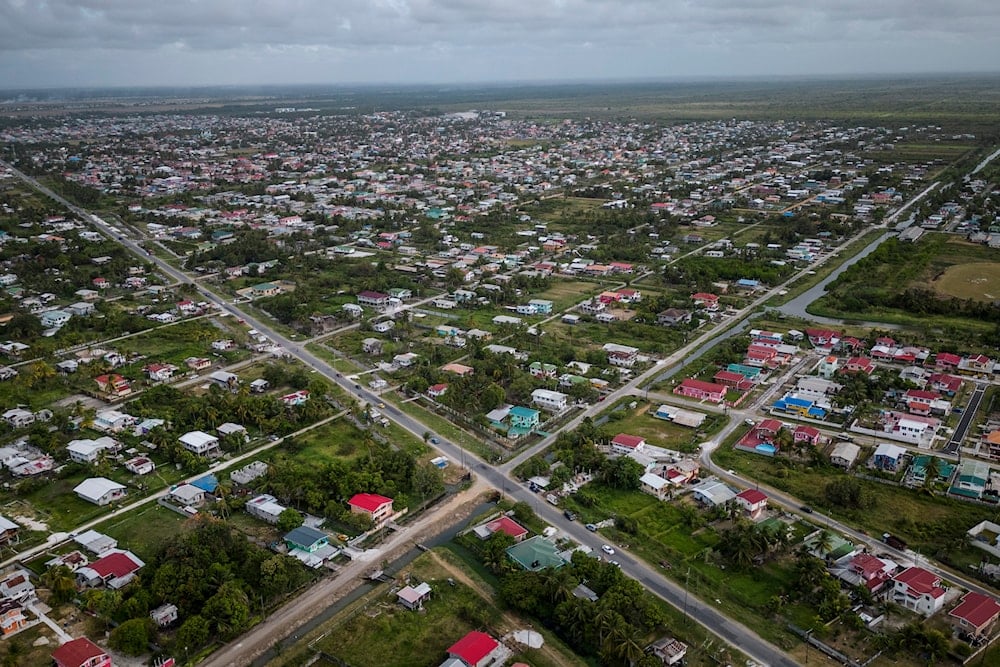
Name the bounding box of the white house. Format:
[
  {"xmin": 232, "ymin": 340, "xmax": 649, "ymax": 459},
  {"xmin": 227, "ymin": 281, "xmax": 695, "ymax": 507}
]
[
  {"xmin": 531, "ymin": 388, "xmax": 568, "ymax": 412},
  {"xmin": 640, "ymin": 472, "xmax": 671, "ymax": 500},
  {"xmin": 2, "ymin": 408, "xmax": 34, "ymax": 429},
  {"xmin": 168, "ymin": 483, "xmax": 206, "ymax": 508},
  {"xmin": 891, "ymin": 567, "xmax": 946, "ymax": 616},
  {"xmin": 246, "ymin": 494, "xmax": 286, "ymax": 524},
  {"xmin": 74, "ymin": 478, "xmax": 127, "ymax": 506},
  {"xmin": 178, "ymin": 430, "xmax": 222, "ymax": 458},
  {"xmin": 66, "ymin": 437, "xmax": 119, "ymax": 464}
]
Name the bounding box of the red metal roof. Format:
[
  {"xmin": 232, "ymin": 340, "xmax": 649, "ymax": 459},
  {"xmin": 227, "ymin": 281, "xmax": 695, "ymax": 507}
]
[
  {"xmin": 486, "ymin": 516, "xmax": 528, "ymax": 539},
  {"xmin": 736, "ymin": 488, "xmax": 768, "ymax": 505},
  {"xmin": 348, "ymin": 493, "xmax": 393, "ymax": 513},
  {"xmin": 52, "ymin": 637, "xmax": 108, "ymax": 667},
  {"xmin": 950, "ymin": 591, "xmax": 1000, "ymax": 629},
  {"xmin": 894, "ymin": 566, "xmax": 944, "ymax": 597},
  {"xmin": 448, "ymin": 630, "xmax": 499, "ymax": 666},
  {"xmin": 89, "ymin": 551, "xmax": 142, "ymax": 579},
  {"xmin": 611, "ymin": 433, "xmax": 645, "ymax": 449}
]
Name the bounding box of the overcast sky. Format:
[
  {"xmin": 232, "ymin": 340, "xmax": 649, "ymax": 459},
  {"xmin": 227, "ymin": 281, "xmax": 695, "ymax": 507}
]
[{"xmin": 1, "ymin": 0, "xmax": 998, "ymax": 89}]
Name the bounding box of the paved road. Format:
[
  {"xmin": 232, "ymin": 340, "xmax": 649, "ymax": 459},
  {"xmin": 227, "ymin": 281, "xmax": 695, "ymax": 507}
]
[{"xmin": 944, "ymin": 382, "xmax": 987, "ymax": 455}]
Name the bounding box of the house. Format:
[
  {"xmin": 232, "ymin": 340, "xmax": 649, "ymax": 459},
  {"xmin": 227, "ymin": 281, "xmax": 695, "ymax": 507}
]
[
  {"xmin": 185, "ymin": 356, "xmax": 212, "ymax": 371},
  {"xmin": 843, "ymin": 553, "xmax": 895, "ymax": 593},
  {"xmin": 362, "ymin": 337, "xmax": 383, "ymax": 355},
  {"xmin": 179, "ymin": 430, "xmax": 221, "ymax": 458},
  {"xmin": 66, "ymin": 437, "xmax": 120, "ymax": 464},
  {"xmin": 830, "ymin": 442, "xmax": 861, "ymax": 469},
  {"xmin": 427, "ymin": 383, "xmax": 449, "ymax": 399},
  {"xmin": 673, "ymin": 378, "xmax": 726, "ymax": 403},
  {"xmin": 611, "ymin": 433, "xmax": 646, "ymax": 455},
  {"xmin": 67, "ymin": 302, "xmax": 96, "ymax": 316},
  {"xmin": 39, "ymin": 309, "xmax": 72, "ymax": 329},
  {"xmin": 949, "ymin": 591, "xmax": 1000, "ymax": 639},
  {"xmin": 250, "ymin": 378, "xmax": 270, "ymax": 393},
  {"xmin": 657, "ymin": 308, "xmax": 692, "ymax": 326},
  {"xmin": 209, "ymin": 370, "xmax": 240, "ymax": 390},
  {"xmin": 348, "ymin": 493, "xmax": 395, "ymax": 528},
  {"xmin": 477, "ymin": 516, "xmax": 529, "ymax": 542},
  {"xmin": 647, "ymin": 636, "xmax": 688, "ymax": 666},
  {"xmin": 691, "ymin": 292, "xmax": 719, "ymax": 311},
  {"xmin": 891, "ymin": 566, "xmax": 946, "ymax": 616},
  {"xmin": 844, "ymin": 356, "xmax": 876, "ymax": 375},
  {"xmin": 528, "ymin": 361, "xmax": 558, "ymax": 379},
  {"xmin": 0, "ymin": 570, "xmax": 34, "ymax": 603},
  {"xmin": 150, "ymin": 603, "xmax": 179, "ymax": 627},
  {"xmin": 0, "ymin": 516, "xmax": 18, "ymax": 547},
  {"xmin": 692, "ymin": 478, "xmax": 737, "ymax": 507},
  {"xmin": 94, "ymin": 373, "xmax": 131, "ymax": 398},
  {"xmin": 250, "ymin": 282, "xmax": 281, "ymax": 298},
  {"xmin": 793, "ymin": 425, "xmax": 822, "ymax": 447},
  {"xmin": 447, "ymin": 631, "xmax": 503, "ymax": 667},
  {"xmin": 74, "ymin": 530, "xmax": 117, "ymax": 555},
  {"xmin": 281, "ymin": 390, "xmax": 310, "ymax": 406},
  {"xmin": 143, "ymin": 362, "xmax": 177, "ymax": 382},
  {"xmin": 527, "ymin": 299, "xmax": 553, "ymax": 314},
  {"xmin": 168, "ymin": 483, "xmax": 206, "ymax": 508},
  {"xmin": 872, "ymin": 442, "xmax": 907, "ymax": 472},
  {"xmin": 394, "ymin": 352, "xmax": 420, "ymax": 368},
  {"xmin": 817, "ymin": 356, "xmax": 840, "ymax": 379},
  {"xmin": 372, "ymin": 319, "xmax": 394, "ymax": 333},
  {"xmin": 76, "ymin": 549, "xmax": 145, "ymax": 589},
  {"xmin": 0, "ymin": 599, "xmax": 28, "ymax": 636},
  {"xmin": 74, "ymin": 478, "xmax": 127, "ymax": 506},
  {"xmin": 641, "ymin": 472, "xmax": 671, "ymax": 500},
  {"xmin": 51, "ymin": 637, "xmax": 112, "ymax": 667},
  {"xmin": 508, "ymin": 406, "xmax": 540, "ymax": 432},
  {"xmin": 357, "ymin": 290, "xmax": 390, "ymax": 311},
  {"xmin": 806, "ymin": 328, "xmax": 841, "ymax": 349},
  {"xmin": 124, "ymin": 456, "xmax": 155, "ymax": 476},
  {"xmin": 397, "ymin": 582, "xmax": 432, "ymax": 610},
  {"xmin": 246, "ymin": 494, "xmax": 286, "ymax": 524},
  {"xmin": 531, "ymin": 388, "xmax": 568, "ymax": 412},
  {"xmin": 2, "ymin": 408, "xmax": 34, "ymax": 428},
  {"xmin": 734, "ymin": 488, "xmax": 768, "ymax": 520},
  {"xmin": 284, "ymin": 525, "xmax": 330, "ymax": 553}
]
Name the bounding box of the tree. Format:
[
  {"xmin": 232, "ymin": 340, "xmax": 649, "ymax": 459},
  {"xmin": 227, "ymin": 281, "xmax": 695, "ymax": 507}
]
[
  {"xmin": 600, "ymin": 457, "xmax": 643, "ymax": 490},
  {"xmin": 41, "ymin": 565, "xmax": 77, "ymax": 604},
  {"xmin": 203, "ymin": 580, "xmax": 251, "ymax": 638},
  {"xmin": 276, "ymin": 508, "xmax": 304, "ymax": 533},
  {"xmin": 174, "ymin": 614, "xmax": 210, "ymax": 655},
  {"xmin": 109, "ymin": 618, "xmax": 152, "ymax": 656}
]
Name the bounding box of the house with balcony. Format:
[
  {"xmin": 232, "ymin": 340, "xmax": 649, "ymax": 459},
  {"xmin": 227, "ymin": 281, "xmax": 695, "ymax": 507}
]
[
  {"xmin": 531, "ymin": 388, "xmax": 568, "ymax": 412},
  {"xmin": 673, "ymin": 378, "xmax": 726, "ymax": 403},
  {"xmin": 348, "ymin": 493, "xmax": 396, "ymax": 529},
  {"xmin": 891, "ymin": 566, "xmax": 946, "ymax": 616}
]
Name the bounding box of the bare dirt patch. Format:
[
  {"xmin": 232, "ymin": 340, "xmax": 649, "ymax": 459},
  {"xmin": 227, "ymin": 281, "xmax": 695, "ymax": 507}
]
[{"xmin": 933, "ymin": 261, "xmax": 1000, "ymax": 301}]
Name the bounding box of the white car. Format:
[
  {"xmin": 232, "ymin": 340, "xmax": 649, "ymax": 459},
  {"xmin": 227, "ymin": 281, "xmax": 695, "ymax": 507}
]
[{"xmin": 601, "ymin": 544, "xmax": 615, "ymax": 555}]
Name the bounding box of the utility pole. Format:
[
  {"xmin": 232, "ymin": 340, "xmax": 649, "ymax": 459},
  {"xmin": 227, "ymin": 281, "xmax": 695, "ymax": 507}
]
[{"xmin": 683, "ymin": 567, "xmax": 691, "ymax": 623}]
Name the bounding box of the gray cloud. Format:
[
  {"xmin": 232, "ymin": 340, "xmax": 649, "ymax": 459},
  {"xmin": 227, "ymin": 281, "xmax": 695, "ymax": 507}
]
[{"xmin": 0, "ymin": 0, "xmax": 997, "ymax": 87}]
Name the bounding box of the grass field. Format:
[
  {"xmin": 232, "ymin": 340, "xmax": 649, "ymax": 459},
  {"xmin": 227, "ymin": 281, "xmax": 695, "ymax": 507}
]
[
  {"xmin": 95, "ymin": 503, "xmax": 192, "ymax": 561},
  {"xmin": 528, "ymin": 278, "xmax": 604, "ymax": 312},
  {"xmin": 595, "ymin": 398, "xmax": 723, "ymax": 453},
  {"xmin": 933, "ymin": 261, "xmax": 1000, "ymax": 301}
]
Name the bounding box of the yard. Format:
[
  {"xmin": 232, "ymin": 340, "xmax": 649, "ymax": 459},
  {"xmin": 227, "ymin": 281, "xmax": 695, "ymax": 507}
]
[
  {"xmin": 595, "ymin": 398, "xmax": 724, "ymax": 453},
  {"xmin": 281, "ymin": 549, "xmax": 584, "ymax": 667}
]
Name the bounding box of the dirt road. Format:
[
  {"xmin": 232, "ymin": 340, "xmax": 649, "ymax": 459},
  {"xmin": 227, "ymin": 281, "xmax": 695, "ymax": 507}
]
[{"xmin": 201, "ymin": 478, "xmax": 490, "ymax": 667}]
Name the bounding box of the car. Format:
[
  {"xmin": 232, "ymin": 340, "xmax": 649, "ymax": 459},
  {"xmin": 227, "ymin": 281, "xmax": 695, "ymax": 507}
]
[
  {"xmin": 597, "ymin": 395, "xmax": 607, "ymax": 401},
  {"xmin": 800, "ymin": 505, "xmax": 814, "ymax": 514},
  {"xmin": 585, "ymin": 523, "xmax": 597, "ymax": 532},
  {"xmin": 601, "ymin": 544, "xmax": 615, "ymax": 555},
  {"xmin": 609, "ymin": 560, "xmax": 620, "ymax": 567},
  {"xmin": 354, "ymin": 384, "xmax": 361, "ymax": 390},
  {"xmin": 429, "ymin": 437, "xmax": 440, "ymax": 445},
  {"xmin": 563, "ymin": 510, "xmax": 577, "ymax": 521},
  {"xmin": 377, "ymin": 402, "xmax": 385, "ymax": 409},
  {"xmin": 744, "ymin": 418, "xmax": 756, "ymax": 427}
]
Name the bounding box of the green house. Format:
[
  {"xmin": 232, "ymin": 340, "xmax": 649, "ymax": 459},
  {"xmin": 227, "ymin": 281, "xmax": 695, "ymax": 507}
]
[
  {"xmin": 284, "ymin": 525, "xmax": 329, "ymax": 553},
  {"xmin": 509, "ymin": 406, "xmax": 540, "ymax": 431}
]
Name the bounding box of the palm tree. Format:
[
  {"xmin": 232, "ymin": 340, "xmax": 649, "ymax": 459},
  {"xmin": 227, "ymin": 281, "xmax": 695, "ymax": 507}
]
[
  {"xmin": 813, "ymin": 530, "xmax": 835, "ymax": 558},
  {"xmin": 922, "ymin": 457, "xmax": 941, "ymax": 491}
]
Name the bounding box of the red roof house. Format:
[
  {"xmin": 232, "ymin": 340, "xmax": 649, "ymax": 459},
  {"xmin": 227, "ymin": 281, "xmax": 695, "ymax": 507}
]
[
  {"xmin": 849, "ymin": 553, "xmax": 893, "ymax": 593},
  {"xmin": 51, "ymin": 637, "xmax": 112, "ymax": 667},
  {"xmin": 485, "ymin": 516, "xmax": 529, "ymax": 542},
  {"xmin": 348, "ymin": 493, "xmax": 395, "ymax": 528},
  {"xmin": 448, "ymin": 631, "xmax": 501, "ymax": 667},
  {"xmin": 891, "ymin": 566, "xmax": 946, "ymax": 616},
  {"xmin": 673, "ymin": 378, "xmax": 726, "ymax": 403},
  {"xmin": 76, "ymin": 550, "xmax": 144, "ymax": 589},
  {"xmin": 949, "ymin": 591, "xmax": 1000, "ymax": 638},
  {"xmin": 793, "ymin": 425, "xmax": 822, "ymax": 446},
  {"xmin": 734, "ymin": 489, "xmax": 768, "ymax": 519},
  {"xmin": 610, "ymin": 433, "xmax": 646, "ymax": 454}
]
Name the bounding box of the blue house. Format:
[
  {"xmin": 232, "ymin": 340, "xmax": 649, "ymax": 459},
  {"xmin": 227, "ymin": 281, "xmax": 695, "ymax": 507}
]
[{"xmin": 509, "ymin": 406, "xmax": 540, "ymax": 433}]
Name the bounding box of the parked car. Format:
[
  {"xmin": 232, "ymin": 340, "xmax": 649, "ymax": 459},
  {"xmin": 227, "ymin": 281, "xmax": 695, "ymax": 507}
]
[
  {"xmin": 585, "ymin": 523, "xmax": 597, "ymax": 532},
  {"xmin": 601, "ymin": 544, "xmax": 615, "ymax": 555},
  {"xmin": 563, "ymin": 510, "xmax": 577, "ymax": 521}
]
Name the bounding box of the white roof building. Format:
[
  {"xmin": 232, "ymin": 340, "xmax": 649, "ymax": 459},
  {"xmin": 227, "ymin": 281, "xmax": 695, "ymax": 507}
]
[{"xmin": 73, "ymin": 478, "xmax": 127, "ymax": 506}]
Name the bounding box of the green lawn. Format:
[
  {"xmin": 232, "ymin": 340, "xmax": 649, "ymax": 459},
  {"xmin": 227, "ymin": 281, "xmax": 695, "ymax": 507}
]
[
  {"xmin": 596, "ymin": 397, "xmax": 724, "ymax": 452},
  {"xmin": 94, "ymin": 503, "xmax": 192, "ymax": 561},
  {"xmin": 528, "ymin": 278, "xmax": 605, "ymax": 312}
]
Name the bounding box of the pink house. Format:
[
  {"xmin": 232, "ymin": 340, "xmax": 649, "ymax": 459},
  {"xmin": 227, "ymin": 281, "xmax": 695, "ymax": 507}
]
[
  {"xmin": 348, "ymin": 493, "xmax": 395, "ymax": 528},
  {"xmin": 793, "ymin": 425, "xmax": 822, "ymax": 446},
  {"xmin": 691, "ymin": 293, "xmax": 719, "ymax": 311},
  {"xmin": 673, "ymin": 378, "xmax": 726, "ymax": 403},
  {"xmin": 843, "ymin": 357, "xmax": 875, "ymax": 375}
]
